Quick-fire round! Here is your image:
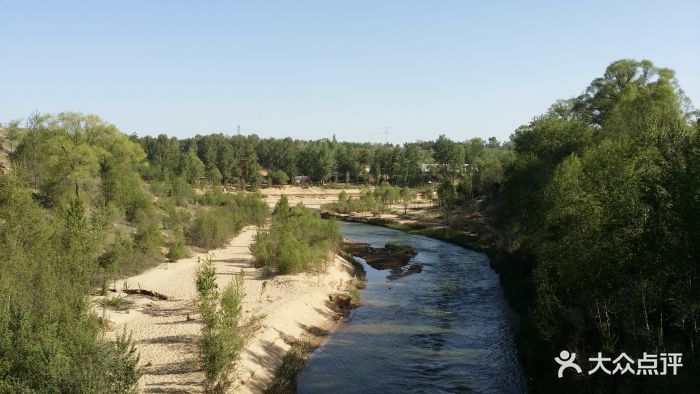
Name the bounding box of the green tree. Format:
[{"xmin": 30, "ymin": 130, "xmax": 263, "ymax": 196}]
[
  {"xmin": 399, "ymin": 187, "xmax": 415, "ymax": 214},
  {"xmin": 432, "ymin": 134, "xmax": 465, "ymax": 179}
]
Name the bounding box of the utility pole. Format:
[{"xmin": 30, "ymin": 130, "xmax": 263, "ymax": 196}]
[{"xmin": 237, "ymin": 125, "xmax": 241, "ymax": 136}]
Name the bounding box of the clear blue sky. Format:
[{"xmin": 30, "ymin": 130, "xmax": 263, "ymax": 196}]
[{"xmin": 1, "ymin": 0, "xmax": 698, "ymax": 143}]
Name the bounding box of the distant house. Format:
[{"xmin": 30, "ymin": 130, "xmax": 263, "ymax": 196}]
[
  {"xmin": 421, "ymin": 163, "xmax": 440, "ymax": 173},
  {"xmin": 294, "ymin": 175, "xmax": 311, "ymax": 184},
  {"xmin": 360, "ymin": 163, "xmax": 371, "ymax": 173},
  {"xmin": 421, "ymin": 163, "xmax": 476, "ymax": 173}
]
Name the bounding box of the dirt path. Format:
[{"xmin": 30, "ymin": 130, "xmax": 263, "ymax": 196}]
[{"xmin": 97, "ymin": 225, "xmax": 354, "ymax": 393}]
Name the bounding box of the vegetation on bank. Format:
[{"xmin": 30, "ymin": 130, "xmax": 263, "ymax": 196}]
[
  {"xmin": 251, "ymin": 196, "xmax": 342, "ymax": 274},
  {"xmin": 264, "ymin": 335, "xmax": 321, "ymax": 394},
  {"xmin": 384, "ymin": 242, "xmax": 417, "ymax": 255},
  {"xmin": 495, "ymin": 59, "xmax": 700, "ymax": 392},
  {"xmin": 264, "ymin": 254, "xmax": 365, "ymax": 394},
  {"xmin": 187, "ymin": 192, "xmax": 268, "ymax": 249},
  {"xmin": 0, "ymin": 113, "xmax": 272, "ymax": 392},
  {"xmin": 322, "ymin": 186, "xmax": 417, "ymax": 216},
  {"xmin": 195, "ymin": 258, "xmax": 247, "ymax": 393},
  {"xmin": 0, "ymin": 176, "xmax": 140, "ymax": 392}
]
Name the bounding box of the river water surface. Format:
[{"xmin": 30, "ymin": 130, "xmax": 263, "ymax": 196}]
[{"xmin": 297, "ymin": 222, "xmax": 526, "ymax": 394}]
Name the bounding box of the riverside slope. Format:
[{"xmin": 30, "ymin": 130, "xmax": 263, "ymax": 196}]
[{"xmin": 96, "ymin": 225, "xmax": 354, "ymax": 393}]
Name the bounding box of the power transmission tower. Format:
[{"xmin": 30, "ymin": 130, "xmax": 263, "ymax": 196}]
[{"xmin": 384, "ymin": 127, "xmax": 389, "ymax": 144}]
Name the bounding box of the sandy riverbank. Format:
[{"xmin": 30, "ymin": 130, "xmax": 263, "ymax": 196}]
[
  {"xmin": 95, "ymin": 225, "xmax": 355, "ymax": 393},
  {"xmin": 259, "ymin": 185, "xmax": 363, "ymax": 209}
]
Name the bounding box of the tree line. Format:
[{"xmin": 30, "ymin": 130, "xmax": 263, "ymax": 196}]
[
  {"xmin": 0, "ymin": 113, "xmax": 269, "ymax": 391},
  {"xmin": 135, "ymin": 128, "xmax": 510, "ymax": 192},
  {"xmin": 496, "ymin": 59, "xmax": 700, "ymax": 392}
]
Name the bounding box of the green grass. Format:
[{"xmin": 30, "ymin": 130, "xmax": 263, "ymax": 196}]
[
  {"xmin": 264, "ymin": 337, "xmax": 317, "ymax": 394},
  {"xmin": 101, "ymin": 295, "xmax": 134, "ymax": 311},
  {"xmin": 384, "ymin": 242, "xmax": 417, "ymax": 254},
  {"xmin": 348, "ymin": 286, "xmax": 360, "ymax": 304},
  {"xmin": 166, "ymin": 239, "xmax": 188, "ymax": 260}
]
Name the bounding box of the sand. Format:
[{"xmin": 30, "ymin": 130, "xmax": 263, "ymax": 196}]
[
  {"xmin": 259, "ymin": 185, "xmax": 363, "ymax": 209},
  {"xmin": 96, "ymin": 223, "xmax": 355, "ymax": 393}
]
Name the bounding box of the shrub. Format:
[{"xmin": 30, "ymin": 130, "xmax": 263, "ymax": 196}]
[
  {"xmin": 167, "ymin": 238, "xmax": 188, "ymax": 261},
  {"xmin": 134, "ymin": 218, "xmax": 163, "ymax": 257},
  {"xmin": 0, "ymin": 176, "xmax": 140, "ymax": 392},
  {"xmin": 170, "ymin": 176, "xmax": 195, "ymax": 206},
  {"xmin": 122, "ymin": 186, "xmax": 154, "ymax": 222},
  {"xmin": 251, "ymin": 202, "xmax": 341, "ymax": 274},
  {"xmin": 149, "ymin": 180, "xmax": 171, "ymax": 197},
  {"xmin": 229, "ymin": 193, "xmax": 269, "ymax": 226},
  {"xmin": 160, "ymin": 198, "xmax": 191, "ymax": 232},
  {"xmin": 384, "ymin": 242, "xmax": 417, "ymax": 255},
  {"xmin": 195, "ymin": 258, "xmax": 246, "ymax": 393},
  {"xmin": 97, "ymin": 226, "xmax": 163, "ymax": 281},
  {"xmin": 187, "ymin": 208, "xmax": 241, "ymax": 249},
  {"xmin": 151, "ymin": 178, "xmax": 195, "ymax": 206},
  {"xmin": 271, "ymin": 170, "xmax": 289, "ymax": 185},
  {"xmin": 188, "ymin": 193, "xmax": 268, "ymax": 249},
  {"xmin": 101, "ymin": 295, "xmax": 134, "ymax": 311},
  {"xmin": 323, "ymin": 186, "xmax": 415, "ymax": 216},
  {"xmin": 195, "ymin": 189, "xmax": 231, "ymax": 206}
]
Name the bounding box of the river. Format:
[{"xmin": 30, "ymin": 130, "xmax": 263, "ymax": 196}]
[{"xmin": 297, "ymin": 222, "xmax": 526, "ymax": 394}]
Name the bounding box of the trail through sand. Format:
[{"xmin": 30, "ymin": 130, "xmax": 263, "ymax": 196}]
[{"xmin": 97, "ymin": 225, "xmax": 354, "ymax": 393}]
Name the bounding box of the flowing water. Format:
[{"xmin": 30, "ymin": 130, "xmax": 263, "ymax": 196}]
[{"xmin": 297, "ymin": 222, "xmax": 526, "ymax": 394}]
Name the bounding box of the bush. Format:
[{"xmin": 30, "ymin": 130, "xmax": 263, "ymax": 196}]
[
  {"xmin": 122, "ymin": 186, "xmax": 154, "ymax": 222},
  {"xmin": 152, "ymin": 178, "xmax": 195, "ymax": 206},
  {"xmin": 97, "ymin": 225, "xmax": 163, "ymax": 281},
  {"xmin": 167, "ymin": 238, "xmax": 188, "ymax": 261},
  {"xmin": 149, "ymin": 180, "xmax": 171, "ymax": 197},
  {"xmin": 195, "ymin": 189, "xmax": 231, "ymax": 206},
  {"xmin": 322, "ymin": 187, "xmax": 407, "ymax": 216},
  {"xmin": 188, "ymin": 208, "xmax": 238, "ymax": 249},
  {"xmin": 251, "ymin": 202, "xmax": 341, "ymax": 274},
  {"xmin": 188, "ymin": 193, "xmax": 268, "ymax": 249},
  {"xmin": 134, "ymin": 218, "xmax": 163, "ymax": 257},
  {"xmin": 229, "ymin": 193, "xmax": 269, "ymax": 226},
  {"xmin": 195, "ymin": 258, "xmax": 246, "ymax": 393},
  {"xmin": 384, "ymin": 242, "xmax": 417, "ymax": 255},
  {"xmin": 170, "ymin": 176, "xmax": 195, "ymax": 206},
  {"xmin": 101, "ymin": 295, "xmax": 134, "ymax": 311},
  {"xmin": 0, "ymin": 176, "xmax": 140, "ymax": 392},
  {"xmin": 160, "ymin": 198, "xmax": 191, "ymax": 232},
  {"xmin": 270, "ymin": 170, "xmax": 289, "ymax": 185}
]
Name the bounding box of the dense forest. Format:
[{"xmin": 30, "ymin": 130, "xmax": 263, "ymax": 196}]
[
  {"xmin": 497, "ymin": 59, "xmax": 700, "ymax": 392},
  {"xmin": 1, "ymin": 58, "xmax": 698, "ymax": 393},
  {"xmin": 134, "ymin": 124, "xmax": 508, "ymax": 193}
]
